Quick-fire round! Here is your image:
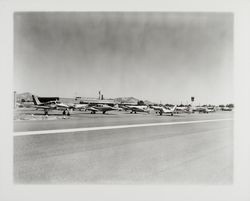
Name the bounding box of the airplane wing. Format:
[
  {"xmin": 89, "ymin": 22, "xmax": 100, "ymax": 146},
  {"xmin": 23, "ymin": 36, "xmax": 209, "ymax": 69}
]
[
  {"xmin": 151, "ymin": 106, "xmax": 162, "ymax": 111},
  {"xmin": 127, "ymin": 106, "xmax": 145, "ymax": 111},
  {"xmin": 33, "ymin": 105, "xmax": 53, "ymax": 110},
  {"xmin": 127, "ymin": 106, "xmax": 137, "ymax": 110},
  {"xmin": 164, "ymin": 105, "xmax": 177, "ymax": 113},
  {"xmin": 86, "ymin": 107, "xmax": 98, "ymax": 112}
]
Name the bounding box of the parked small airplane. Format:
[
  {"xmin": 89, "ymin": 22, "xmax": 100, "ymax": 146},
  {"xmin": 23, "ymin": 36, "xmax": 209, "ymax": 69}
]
[
  {"xmin": 126, "ymin": 105, "xmax": 151, "ymax": 114},
  {"xmin": 192, "ymin": 106, "xmax": 215, "ymax": 113},
  {"xmin": 72, "ymin": 103, "xmax": 89, "ymax": 111},
  {"xmin": 221, "ymin": 107, "xmax": 233, "ymax": 111},
  {"xmin": 118, "ymin": 102, "xmax": 137, "ymax": 111},
  {"xmin": 86, "ymin": 104, "xmax": 120, "ymax": 114},
  {"xmin": 175, "ymin": 106, "xmax": 190, "ymax": 113},
  {"xmin": 32, "ymin": 95, "xmax": 71, "ymax": 115},
  {"xmin": 152, "ymin": 105, "xmax": 177, "ymax": 116},
  {"xmin": 206, "ymin": 106, "xmax": 216, "ymax": 113}
]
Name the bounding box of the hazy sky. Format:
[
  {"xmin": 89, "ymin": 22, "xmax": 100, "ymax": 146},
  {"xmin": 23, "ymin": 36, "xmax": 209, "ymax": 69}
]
[{"xmin": 14, "ymin": 12, "xmax": 233, "ymax": 105}]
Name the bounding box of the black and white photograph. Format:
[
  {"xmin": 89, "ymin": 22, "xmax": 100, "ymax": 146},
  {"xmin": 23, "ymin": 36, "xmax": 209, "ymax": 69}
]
[
  {"xmin": 1, "ymin": 1, "xmax": 250, "ymax": 200},
  {"xmin": 13, "ymin": 12, "xmax": 234, "ymax": 184}
]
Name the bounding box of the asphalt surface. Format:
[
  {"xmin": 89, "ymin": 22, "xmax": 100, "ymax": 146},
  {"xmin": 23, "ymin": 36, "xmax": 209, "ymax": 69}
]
[
  {"xmin": 14, "ymin": 110, "xmax": 233, "ymax": 184},
  {"xmin": 14, "ymin": 109, "xmax": 231, "ymax": 132}
]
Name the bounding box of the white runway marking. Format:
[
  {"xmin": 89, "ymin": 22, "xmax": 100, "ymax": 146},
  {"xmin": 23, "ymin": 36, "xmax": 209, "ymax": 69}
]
[
  {"xmin": 14, "ymin": 118, "xmax": 232, "ymax": 136},
  {"xmin": 14, "ymin": 118, "xmax": 233, "ymax": 136}
]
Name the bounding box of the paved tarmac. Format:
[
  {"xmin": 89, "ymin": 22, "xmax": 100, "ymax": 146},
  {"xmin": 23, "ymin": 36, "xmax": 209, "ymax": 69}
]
[
  {"xmin": 14, "ymin": 109, "xmax": 232, "ymax": 132},
  {"xmin": 13, "ymin": 110, "xmax": 233, "ymax": 184}
]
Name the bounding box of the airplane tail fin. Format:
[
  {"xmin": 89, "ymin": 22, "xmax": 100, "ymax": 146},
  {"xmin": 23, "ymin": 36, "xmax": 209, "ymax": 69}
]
[
  {"xmin": 32, "ymin": 95, "xmax": 42, "ymax": 105},
  {"xmin": 171, "ymin": 105, "xmax": 177, "ymax": 112},
  {"xmin": 113, "ymin": 104, "xmax": 122, "ymax": 111}
]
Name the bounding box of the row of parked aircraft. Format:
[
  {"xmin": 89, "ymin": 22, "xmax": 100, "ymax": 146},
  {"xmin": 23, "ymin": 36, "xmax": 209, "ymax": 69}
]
[
  {"xmin": 32, "ymin": 95, "xmax": 119, "ymax": 115},
  {"xmin": 31, "ymin": 95, "xmax": 227, "ymax": 116},
  {"xmin": 32, "ymin": 95, "xmax": 179, "ymax": 116}
]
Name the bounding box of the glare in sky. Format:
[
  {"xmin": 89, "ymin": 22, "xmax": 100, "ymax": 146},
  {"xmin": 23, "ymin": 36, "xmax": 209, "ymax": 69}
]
[{"xmin": 14, "ymin": 12, "xmax": 233, "ymax": 105}]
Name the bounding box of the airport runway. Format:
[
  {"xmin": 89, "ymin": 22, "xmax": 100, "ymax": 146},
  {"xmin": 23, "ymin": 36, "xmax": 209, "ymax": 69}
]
[
  {"xmin": 14, "ymin": 109, "xmax": 232, "ymax": 132},
  {"xmin": 14, "ymin": 111, "xmax": 233, "ymax": 184}
]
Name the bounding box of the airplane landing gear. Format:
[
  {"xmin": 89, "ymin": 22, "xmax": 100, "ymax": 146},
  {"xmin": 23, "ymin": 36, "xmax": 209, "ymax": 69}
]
[
  {"xmin": 103, "ymin": 111, "xmax": 106, "ymax": 114},
  {"xmin": 44, "ymin": 109, "xmax": 48, "ymax": 115}
]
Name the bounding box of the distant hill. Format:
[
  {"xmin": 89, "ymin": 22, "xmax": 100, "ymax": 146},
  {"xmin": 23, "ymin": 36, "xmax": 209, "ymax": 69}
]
[
  {"xmin": 16, "ymin": 92, "xmax": 33, "ymax": 102},
  {"xmin": 144, "ymin": 100, "xmax": 156, "ymax": 105},
  {"xmin": 114, "ymin": 97, "xmax": 157, "ymax": 105}
]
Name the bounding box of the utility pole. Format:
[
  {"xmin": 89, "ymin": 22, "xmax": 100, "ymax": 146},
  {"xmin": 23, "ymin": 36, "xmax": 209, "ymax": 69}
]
[
  {"xmin": 191, "ymin": 96, "xmax": 195, "ymax": 112},
  {"xmin": 98, "ymin": 91, "xmax": 101, "ymax": 100}
]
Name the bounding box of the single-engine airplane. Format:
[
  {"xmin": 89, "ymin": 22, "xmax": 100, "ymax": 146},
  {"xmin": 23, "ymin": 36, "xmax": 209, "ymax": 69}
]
[
  {"xmin": 152, "ymin": 105, "xmax": 177, "ymax": 116},
  {"xmin": 86, "ymin": 104, "xmax": 120, "ymax": 114},
  {"xmin": 126, "ymin": 105, "xmax": 151, "ymax": 114}
]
